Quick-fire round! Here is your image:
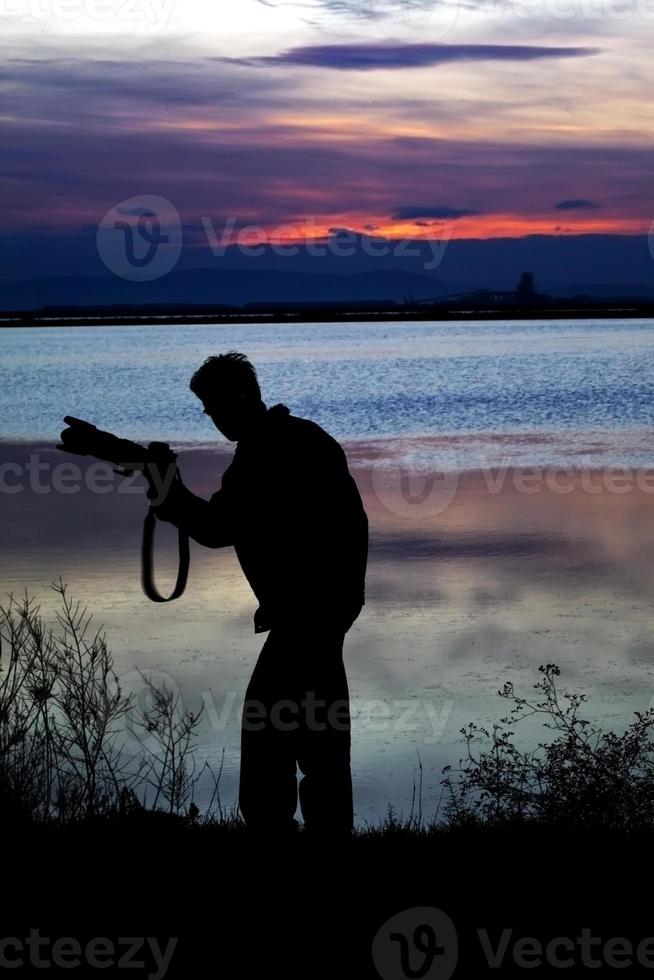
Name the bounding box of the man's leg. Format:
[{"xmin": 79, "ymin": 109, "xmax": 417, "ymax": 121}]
[
  {"xmin": 296, "ymin": 628, "xmax": 354, "ymax": 835},
  {"xmin": 239, "ymin": 630, "xmax": 299, "ymax": 835}
]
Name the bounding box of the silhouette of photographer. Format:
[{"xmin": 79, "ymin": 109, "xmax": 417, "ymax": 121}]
[{"xmin": 149, "ymin": 352, "xmax": 368, "ymax": 837}]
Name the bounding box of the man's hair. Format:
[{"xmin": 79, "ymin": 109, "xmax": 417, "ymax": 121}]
[{"xmin": 190, "ymin": 351, "xmax": 261, "ymax": 402}]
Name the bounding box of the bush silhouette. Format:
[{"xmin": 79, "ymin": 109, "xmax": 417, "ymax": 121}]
[
  {"xmin": 442, "ymin": 664, "xmax": 654, "ymax": 830},
  {"xmin": 0, "ymin": 581, "xmax": 233, "ymax": 826}
]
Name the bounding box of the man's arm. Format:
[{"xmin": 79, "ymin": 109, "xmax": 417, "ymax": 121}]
[{"xmin": 149, "ymin": 478, "xmax": 236, "ymax": 549}]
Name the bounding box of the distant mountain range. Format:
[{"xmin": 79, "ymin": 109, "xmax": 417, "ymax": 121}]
[
  {"xmin": 2, "ymin": 233, "xmax": 654, "ymax": 311},
  {"xmin": 0, "ymin": 268, "xmax": 450, "ymax": 310}
]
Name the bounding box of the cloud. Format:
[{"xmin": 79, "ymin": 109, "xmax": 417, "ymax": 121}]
[
  {"xmin": 251, "ymin": 43, "xmax": 599, "ymax": 71},
  {"xmin": 554, "ymin": 199, "xmax": 601, "ymax": 210},
  {"xmin": 392, "ymin": 206, "xmax": 478, "ymax": 220},
  {"xmin": 327, "ymin": 226, "xmax": 390, "ymax": 243},
  {"xmin": 2, "ymin": 53, "xmax": 652, "ymax": 263}
]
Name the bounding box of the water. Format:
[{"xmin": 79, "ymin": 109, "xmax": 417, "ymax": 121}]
[
  {"xmin": 2, "ymin": 317, "xmax": 654, "ymax": 822},
  {"xmin": 2, "ymin": 318, "xmax": 654, "ymax": 468}
]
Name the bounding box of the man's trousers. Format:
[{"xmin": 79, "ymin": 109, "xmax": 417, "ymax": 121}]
[{"xmin": 239, "ymin": 623, "xmax": 354, "ymax": 835}]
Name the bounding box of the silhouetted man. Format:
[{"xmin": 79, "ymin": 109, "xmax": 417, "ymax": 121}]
[{"xmin": 151, "ymin": 352, "xmax": 368, "ymax": 837}]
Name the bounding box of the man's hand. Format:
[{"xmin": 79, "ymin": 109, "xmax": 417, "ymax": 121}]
[{"xmin": 144, "ymin": 442, "xmax": 180, "ymax": 509}]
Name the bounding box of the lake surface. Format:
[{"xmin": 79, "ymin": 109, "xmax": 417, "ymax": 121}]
[
  {"xmin": 2, "ymin": 318, "xmax": 654, "ymax": 468},
  {"xmin": 1, "ymin": 319, "xmax": 654, "ymax": 824}
]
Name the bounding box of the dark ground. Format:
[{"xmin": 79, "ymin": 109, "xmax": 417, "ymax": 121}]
[{"xmin": 4, "ymin": 821, "xmax": 654, "ymax": 978}]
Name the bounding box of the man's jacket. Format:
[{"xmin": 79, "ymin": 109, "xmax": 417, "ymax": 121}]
[{"xmin": 152, "ymin": 403, "xmax": 368, "ymax": 634}]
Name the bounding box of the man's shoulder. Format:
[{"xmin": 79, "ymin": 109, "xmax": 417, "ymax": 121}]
[{"xmin": 281, "ymin": 409, "xmax": 344, "ymax": 457}]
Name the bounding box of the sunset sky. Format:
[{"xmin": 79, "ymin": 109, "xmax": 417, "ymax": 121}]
[{"xmin": 2, "ymin": 0, "xmax": 654, "ymax": 269}]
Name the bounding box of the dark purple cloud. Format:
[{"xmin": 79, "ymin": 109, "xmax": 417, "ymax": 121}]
[
  {"xmin": 392, "ymin": 206, "xmax": 478, "ymax": 220},
  {"xmin": 555, "ymin": 199, "xmax": 601, "ymax": 210},
  {"xmin": 252, "ymin": 43, "xmax": 599, "ymax": 70}
]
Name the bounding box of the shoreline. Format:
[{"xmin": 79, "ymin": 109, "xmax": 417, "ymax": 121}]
[{"xmin": 2, "ymin": 307, "xmax": 654, "ymax": 327}]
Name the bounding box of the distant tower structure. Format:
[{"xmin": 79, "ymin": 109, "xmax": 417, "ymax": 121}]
[{"xmin": 516, "ymin": 271, "xmax": 536, "ymax": 300}]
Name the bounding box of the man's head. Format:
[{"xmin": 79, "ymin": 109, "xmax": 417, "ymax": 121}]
[{"xmin": 190, "ymin": 351, "xmax": 264, "ymax": 441}]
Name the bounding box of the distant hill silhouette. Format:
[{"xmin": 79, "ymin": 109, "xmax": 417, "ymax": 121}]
[
  {"xmin": 1, "ymin": 268, "xmax": 449, "ymax": 311},
  {"xmin": 2, "ymin": 232, "xmax": 654, "ymax": 311}
]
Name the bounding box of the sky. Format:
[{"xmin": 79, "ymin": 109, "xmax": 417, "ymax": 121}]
[{"xmin": 2, "ymin": 0, "xmax": 654, "ymax": 275}]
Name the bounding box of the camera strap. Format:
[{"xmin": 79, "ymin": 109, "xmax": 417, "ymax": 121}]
[{"xmin": 141, "ymin": 508, "xmax": 190, "ymax": 602}]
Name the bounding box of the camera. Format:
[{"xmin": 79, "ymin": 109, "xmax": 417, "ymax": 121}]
[
  {"xmin": 58, "ymin": 416, "xmax": 177, "ymax": 491},
  {"xmin": 57, "ymin": 416, "xmax": 188, "ymax": 603}
]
